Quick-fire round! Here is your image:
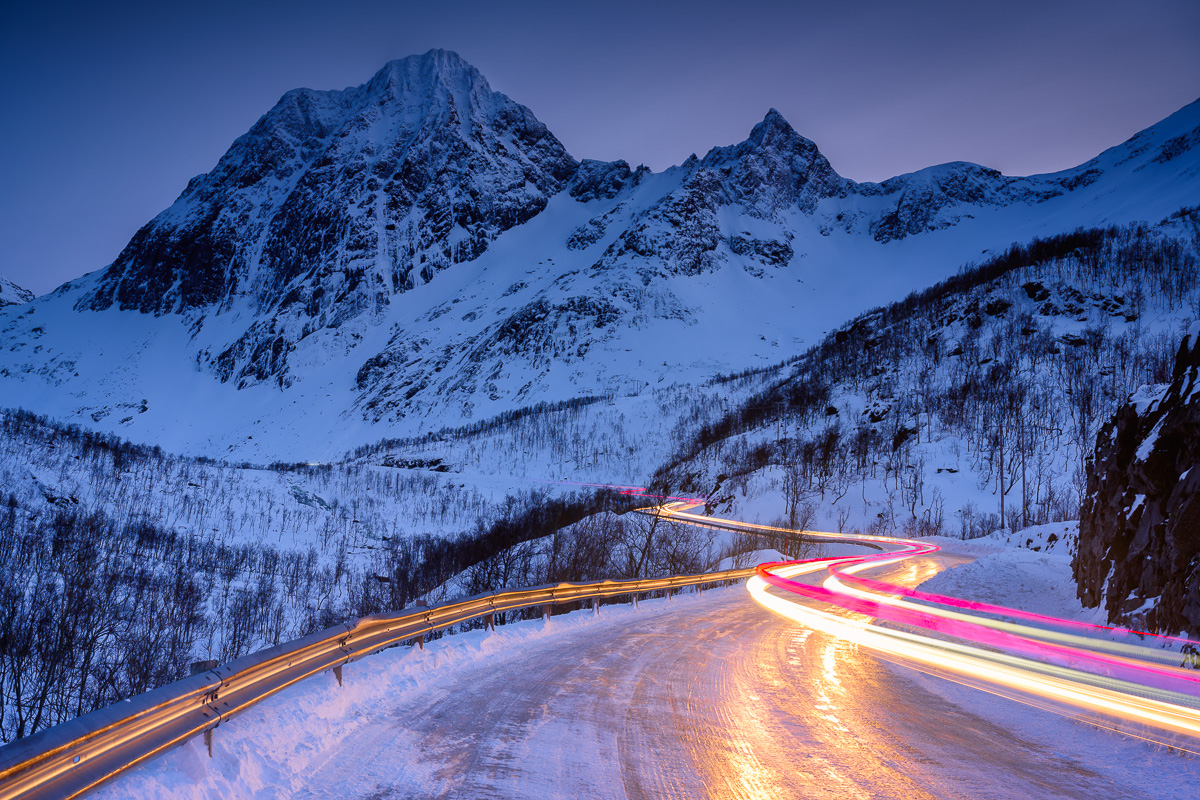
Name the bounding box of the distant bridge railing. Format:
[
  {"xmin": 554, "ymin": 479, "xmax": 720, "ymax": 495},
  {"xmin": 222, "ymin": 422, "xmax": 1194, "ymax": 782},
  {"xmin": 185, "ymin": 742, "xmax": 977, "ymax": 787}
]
[{"xmin": 0, "ymin": 566, "xmax": 755, "ymax": 800}]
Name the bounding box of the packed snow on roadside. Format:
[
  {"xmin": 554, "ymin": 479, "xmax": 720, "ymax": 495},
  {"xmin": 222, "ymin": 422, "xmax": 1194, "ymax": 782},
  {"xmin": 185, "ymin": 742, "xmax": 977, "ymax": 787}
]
[{"xmin": 918, "ymin": 521, "xmax": 1105, "ymax": 622}]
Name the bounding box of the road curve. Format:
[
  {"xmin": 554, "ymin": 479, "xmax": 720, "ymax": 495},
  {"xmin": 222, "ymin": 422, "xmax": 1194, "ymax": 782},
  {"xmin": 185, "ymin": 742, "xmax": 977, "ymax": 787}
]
[{"xmin": 284, "ymin": 555, "xmax": 1174, "ymax": 800}]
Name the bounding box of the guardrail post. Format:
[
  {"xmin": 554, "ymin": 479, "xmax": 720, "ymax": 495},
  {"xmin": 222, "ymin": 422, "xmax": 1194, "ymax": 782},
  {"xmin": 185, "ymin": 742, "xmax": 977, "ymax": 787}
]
[
  {"xmin": 189, "ymin": 661, "xmax": 220, "ymax": 757},
  {"xmin": 632, "ymin": 593, "xmax": 638, "ymax": 609},
  {"xmin": 592, "ymin": 597, "xmax": 599, "ymax": 616},
  {"xmin": 332, "ymin": 664, "xmax": 343, "ymax": 687},
  {"xmin": 543, "ymin": 604, "xmax": 551, "ymax": 622},
  {"xmin": 486, "ymin": 612, "xmax": 495, "ymax": 631}
]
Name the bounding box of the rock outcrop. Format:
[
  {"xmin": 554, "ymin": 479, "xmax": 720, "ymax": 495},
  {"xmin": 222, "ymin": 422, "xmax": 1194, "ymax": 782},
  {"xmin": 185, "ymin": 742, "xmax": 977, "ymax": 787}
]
[{"xmin": 1076, "ymin": 324, "xmax": 1200, "ymax": 635}]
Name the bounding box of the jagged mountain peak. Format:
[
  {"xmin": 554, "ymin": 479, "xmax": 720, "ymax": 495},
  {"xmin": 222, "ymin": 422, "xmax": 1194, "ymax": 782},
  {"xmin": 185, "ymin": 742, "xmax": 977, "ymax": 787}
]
[
  {"xmin": 748, "ymin": 108, "xmax": 806, "ymax": 145},
  {"xmin": 3, "ymin": 62, "xmax": 1197, "ymax": 459},
  {"xmin": 692, "ymin": 108, "xmax": 844, "ymax": 215},
  {"xmin": 701, "ymin": 107, "xmax": 827, "ymax": 164},
  {"xmin": 362, "ymin": 49, "xmax": 492, "ymax": 110},
  {"xmin": 79, "ymin": 51, "xmax": 577, "ymax": 388},
  {"xmin": 243, "ymin": 51, "xmax": 487, "ymax": 142},
  {"xmin": 374, "ymin": 48, "xmax": 487, "ymax": 89}
]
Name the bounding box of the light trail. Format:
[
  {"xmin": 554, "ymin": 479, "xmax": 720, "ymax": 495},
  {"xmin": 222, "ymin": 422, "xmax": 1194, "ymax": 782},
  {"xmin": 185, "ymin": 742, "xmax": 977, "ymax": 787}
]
[{"xmin": 658, "ymin": 504, "xmax": 1200, "ymax": 751}]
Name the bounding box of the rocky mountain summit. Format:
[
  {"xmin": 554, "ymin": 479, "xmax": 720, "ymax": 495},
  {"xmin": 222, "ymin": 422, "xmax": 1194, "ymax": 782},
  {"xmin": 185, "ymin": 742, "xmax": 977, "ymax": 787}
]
[
  {"xmin": 1, "ymin": 51, "xmax": 1198, "ymax": 458},
  {"xmin": 83, "ymin": 50, "xmax": 577, "ymax": 388},
  {"xmin": 1077, "ymin": 324, "xmax": 1200, "ymax": 635}
]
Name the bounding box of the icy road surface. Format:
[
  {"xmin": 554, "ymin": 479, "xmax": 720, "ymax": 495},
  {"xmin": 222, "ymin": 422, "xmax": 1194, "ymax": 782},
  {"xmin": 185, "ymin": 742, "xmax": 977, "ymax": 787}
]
[{"xmin": 97, "ymin": 552, "xmax": 1200, "ymax": 800}]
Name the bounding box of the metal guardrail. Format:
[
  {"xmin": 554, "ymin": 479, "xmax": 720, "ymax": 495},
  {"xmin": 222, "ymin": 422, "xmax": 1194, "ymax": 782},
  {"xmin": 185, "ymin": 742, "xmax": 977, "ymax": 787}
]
[{"xmin": 0, "ymin": 567, "xmax": 755, "ymax": 800}]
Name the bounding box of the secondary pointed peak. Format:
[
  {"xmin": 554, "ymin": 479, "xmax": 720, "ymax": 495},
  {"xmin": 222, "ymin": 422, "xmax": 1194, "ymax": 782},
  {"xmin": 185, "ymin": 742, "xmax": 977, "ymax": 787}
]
[
  {"xmin": 762, "ymin": 108, "xmax": 790, "ymax": 127},
  {"xmin": 747, "ymin": 108, "xmax": 810, "ymax": 148}
]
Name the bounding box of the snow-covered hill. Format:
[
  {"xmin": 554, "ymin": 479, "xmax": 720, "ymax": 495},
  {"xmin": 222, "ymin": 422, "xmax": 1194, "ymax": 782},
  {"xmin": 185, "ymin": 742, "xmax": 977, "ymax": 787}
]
[
  {"xmin": 0, "ymin": 276, "xmax": 33, "ymax": 307},
  {"xmin": 1, "ymin": 49, "xmax": 1197, "ymax": 460},
  {"xmin": 651, "ymin": 216, "xmax": 1200, "ymax": 560}
]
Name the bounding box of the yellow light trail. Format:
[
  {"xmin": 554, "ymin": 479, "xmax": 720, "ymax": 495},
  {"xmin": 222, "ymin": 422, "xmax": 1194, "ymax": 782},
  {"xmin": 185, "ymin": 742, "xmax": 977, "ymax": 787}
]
[{"xmin": 659, "ymin": 505, "xmax": 1200, "ymax": 750}]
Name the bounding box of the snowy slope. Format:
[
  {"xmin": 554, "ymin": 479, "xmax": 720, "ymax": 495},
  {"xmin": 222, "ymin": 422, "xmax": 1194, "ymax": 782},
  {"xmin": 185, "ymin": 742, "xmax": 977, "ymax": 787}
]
[
  {"xmin": 0, "ymin": 49, "xmax": 1197, "ymax": 460},
  {"xmin": 0, "ymin": 276, "xmax": 33, "ymax": 307},
  {"xmin": 646, "ymin": 216, "xmax": 1200, "ymax": 582}
]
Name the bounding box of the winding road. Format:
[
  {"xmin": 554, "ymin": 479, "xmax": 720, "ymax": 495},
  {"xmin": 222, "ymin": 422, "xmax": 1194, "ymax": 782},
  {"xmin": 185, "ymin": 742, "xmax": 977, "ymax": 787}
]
[
  {"xmin": 282, "ymin": 553, "xmax": 1174, "ymax": 800},
  {"xmin": 70, "ymin": 504, "xmax": 1200, "ymax": 800}
]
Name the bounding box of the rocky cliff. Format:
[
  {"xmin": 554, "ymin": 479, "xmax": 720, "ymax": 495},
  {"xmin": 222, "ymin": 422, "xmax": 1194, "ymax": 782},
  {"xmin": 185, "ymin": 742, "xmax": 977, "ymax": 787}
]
[{"xmin": 1076, "ymin": 324, "xmax": 1200, "ymax": 635}]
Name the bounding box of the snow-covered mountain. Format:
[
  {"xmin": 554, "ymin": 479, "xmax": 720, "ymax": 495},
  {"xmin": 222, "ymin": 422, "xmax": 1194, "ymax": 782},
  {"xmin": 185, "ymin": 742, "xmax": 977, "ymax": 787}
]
[
  {"xmin": 1, "ymin": 49, "xmax": 1197, "ymax": 460},
  {"xmin": 0, "ymin": 277, "xmax": 33, "ymax": 307}
]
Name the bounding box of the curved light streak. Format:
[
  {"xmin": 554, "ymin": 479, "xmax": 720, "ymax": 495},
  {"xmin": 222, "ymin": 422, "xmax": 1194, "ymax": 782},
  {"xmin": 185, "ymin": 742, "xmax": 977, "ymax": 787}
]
[{"xmin": 660, "ymin": 504, "xmax": 1200, "ymax": 750}]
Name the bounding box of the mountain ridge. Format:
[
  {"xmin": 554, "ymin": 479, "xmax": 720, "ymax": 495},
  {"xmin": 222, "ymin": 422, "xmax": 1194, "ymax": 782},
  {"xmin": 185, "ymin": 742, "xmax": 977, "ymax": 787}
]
[{"xmin": 1, "ymin": 50, "xmax": 1198, "ymax": 460}]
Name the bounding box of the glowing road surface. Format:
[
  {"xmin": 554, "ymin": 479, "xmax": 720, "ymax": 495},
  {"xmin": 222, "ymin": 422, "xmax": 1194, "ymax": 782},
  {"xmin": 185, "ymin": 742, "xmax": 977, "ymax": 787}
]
[
  {"xmin": 662, "ymin": 503, "xmax": 1200, "ymax": 755},
  {"xmin": 237, "ymin": 556, "xmax": 1195, "ymax": 799}
]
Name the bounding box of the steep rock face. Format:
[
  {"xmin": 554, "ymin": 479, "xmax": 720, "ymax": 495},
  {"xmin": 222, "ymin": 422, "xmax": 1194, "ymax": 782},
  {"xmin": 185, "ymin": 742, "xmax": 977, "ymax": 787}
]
[
  {"xmin": 567, "ymin": 159, "xmax": 635, "ymax": 202},
  {"xmin": 697, "ymin": 109, "xmax": 846, "ymax": 216},
  {"xmin": 82, "ymin": 49, "xmax": 577, "ymax": 387},
  {"xmin": 0, "ymin": 277, "xmax": 34, "ymax": 307},
  {"xmin": 585, "ymin": 111, "xmax": 833, "ymax": 279},
  {"xmin": 595, "ymin": 169, "xmax": 725, "ymax": 277},
  {"xmin": 1076, "ymin": 325, "xmax": 1200, "ymax": 635}
]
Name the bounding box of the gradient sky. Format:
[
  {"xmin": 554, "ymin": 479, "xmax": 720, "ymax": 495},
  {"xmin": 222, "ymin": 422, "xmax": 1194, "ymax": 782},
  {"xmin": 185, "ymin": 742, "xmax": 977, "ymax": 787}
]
[{"xmin": 2, "ymin": 0, "xmax": 1197, "ymax": 296}]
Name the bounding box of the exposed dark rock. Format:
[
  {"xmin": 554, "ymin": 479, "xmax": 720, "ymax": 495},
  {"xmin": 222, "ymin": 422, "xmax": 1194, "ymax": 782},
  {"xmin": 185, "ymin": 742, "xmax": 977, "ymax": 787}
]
[
  {"xmin": 1076, "ymin": 325, "xmax": 1200, "ymax": 635},
  {"xmin": 984, "ymin": 298, "xmax": 1012, "ymax": 316},
  {"xmin": 0, "ymin": 277, "xmax": 35, "ymax": 307},
  {"xmin": 597, "ymin": 170, "xmax": 724, "ymax": 276},
  {"xmin": 728, "ymin": 235, "xmax": 793, "ymax": 267},
  {"xmin": 1022, "ymin": 281, "xmax": 1050, "ymax": 301},
  {"xmin": 568, "ymin": 159, "xmax": 632, "ymax": 201},
  {"xmin": 867, "ymin": 162, "xmax": 1008, "ymax": 243},
  {"xmin": 891, "ymin": 425, "xmax": 918, "ymax": 451},
  {"xmin": 379, "ymin": 455, "xmax": 451, "ymax": 472},
  {"xmin": 696, "ymin": 109, "xmax": 846, "ymax": 217},
  {"xmin": 1154, "ymin": 126, "xmax": 1200, "ymax": 164},
  {"xmin": 79, "ymin": 49, "xmax": 578, "ymax": 386}
]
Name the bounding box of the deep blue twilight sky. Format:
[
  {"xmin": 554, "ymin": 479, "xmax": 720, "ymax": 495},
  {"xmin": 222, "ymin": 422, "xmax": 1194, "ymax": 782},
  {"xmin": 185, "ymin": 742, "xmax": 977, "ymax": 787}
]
[{"xmin": 2, "ymin": 0, "xmax": 1198, "ymax": 296}]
